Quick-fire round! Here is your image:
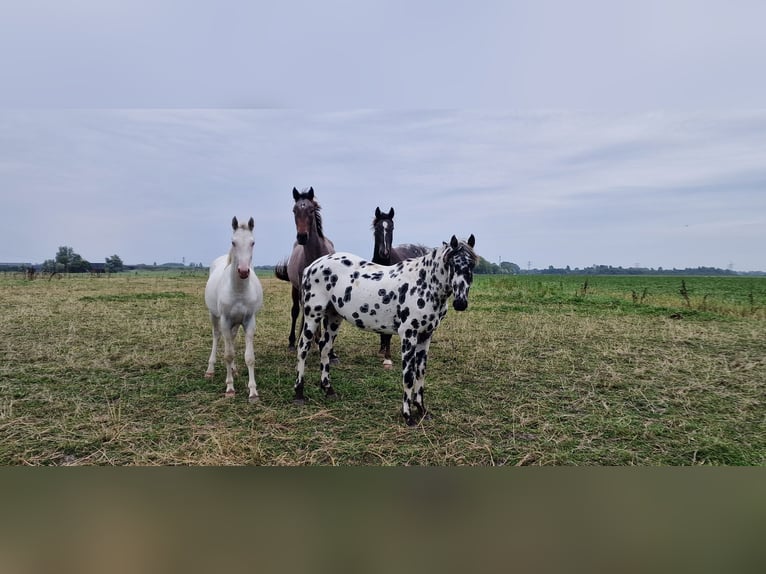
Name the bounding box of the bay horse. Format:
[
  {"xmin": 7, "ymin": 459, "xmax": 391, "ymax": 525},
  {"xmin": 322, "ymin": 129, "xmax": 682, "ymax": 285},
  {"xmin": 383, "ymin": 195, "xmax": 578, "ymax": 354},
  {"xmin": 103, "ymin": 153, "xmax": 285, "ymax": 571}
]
[
  {"xmin": 204, "ymin": 216, "xmax": 264, "ymax": 402},
  {"xmin": 294, "ymin": 234, "xmax": 477, "ymax": 426},
  {"xmin": 275, "ymin": 187, "xmax": 336, "ymax": 351},
  {"xmin": 371, "ymin": 207, "xmax": 430, "ymax": 368}
]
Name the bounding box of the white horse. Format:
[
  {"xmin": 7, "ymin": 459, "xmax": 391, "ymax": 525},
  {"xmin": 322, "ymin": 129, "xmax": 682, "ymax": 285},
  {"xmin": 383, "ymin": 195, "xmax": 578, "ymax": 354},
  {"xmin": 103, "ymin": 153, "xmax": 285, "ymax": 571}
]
[{"xmin": 204, "ymin": 216, "xmax": 264, "ymax": 402}]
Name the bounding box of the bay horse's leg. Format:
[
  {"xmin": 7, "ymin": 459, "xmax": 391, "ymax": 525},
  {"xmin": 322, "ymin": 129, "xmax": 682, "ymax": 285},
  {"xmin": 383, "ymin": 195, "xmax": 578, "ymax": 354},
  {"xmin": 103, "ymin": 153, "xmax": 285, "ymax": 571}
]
[
  {"xmin": 318, "ymin": 309, "xmax": 342, "ymax": 398},
  {"xmin": 294, "ymin": 310, "xmax": 320, "ymax": 404},
  {"xmin": 205, "ymin": 314, "xmax": 220, "ymax": 378},
  {"xmin": 288, "ymin": 285, "xmax": 300, "ymax": 351},
  {"xmin": 243, "ymin": 314, "xmax": 258, "ymax": 403},
  {"xmin": 221, "ymin": 319, "xmax": 237, "ymax": 397},
  {"xmin": 379, "ymin": 333, "xmax": 393, "ymax": 369}
]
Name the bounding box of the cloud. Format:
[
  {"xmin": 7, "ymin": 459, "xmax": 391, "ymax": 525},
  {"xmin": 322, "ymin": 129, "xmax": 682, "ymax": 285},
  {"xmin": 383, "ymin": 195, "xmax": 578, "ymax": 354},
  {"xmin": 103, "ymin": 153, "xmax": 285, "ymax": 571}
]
[{"xmin": 1, "ymin": 109, "xmax": 765, "ymax": 271}]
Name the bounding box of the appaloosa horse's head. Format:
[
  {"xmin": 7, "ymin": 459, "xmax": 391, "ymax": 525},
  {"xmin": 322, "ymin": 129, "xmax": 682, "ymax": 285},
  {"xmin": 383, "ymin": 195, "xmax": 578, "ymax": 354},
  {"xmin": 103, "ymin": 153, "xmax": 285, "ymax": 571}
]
[
  {"xmin": 372, "ymin": 207, "xmax": 395, "ymax": 262},
  {"xmin": 292, "ymin": 187, "xmax": 324, "ymax": 245},
  {"xmin": 444, "ymin": 234, "xmax": 477, "ymax": 311}
]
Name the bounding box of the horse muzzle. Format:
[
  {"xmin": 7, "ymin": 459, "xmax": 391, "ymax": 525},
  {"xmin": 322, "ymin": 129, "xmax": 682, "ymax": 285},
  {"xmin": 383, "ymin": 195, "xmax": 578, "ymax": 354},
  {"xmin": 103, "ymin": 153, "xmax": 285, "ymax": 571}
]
[
  {"xmin": 453, "ymin": 299, "xmax": 468, "ymax": 311},
  {"xmin": 238, "ymin": 268, "xmax": 251, "ymax": 279},
  {"xmin": 296, "ymin": 232, "xmax": 308, "ymax": 245}
]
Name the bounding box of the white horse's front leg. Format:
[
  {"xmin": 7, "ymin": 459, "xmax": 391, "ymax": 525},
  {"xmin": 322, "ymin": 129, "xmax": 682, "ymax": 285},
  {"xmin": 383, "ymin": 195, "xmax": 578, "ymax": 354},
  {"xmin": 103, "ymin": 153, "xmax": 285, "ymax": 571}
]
[
  {"xmin": 221, "ymin": 319, "xmax": 236, "ymax": 397},
  {"xmin": 243, "ymin": 316, "xmax": 258, "ymax": 403},
  {"xmin": 205, "ymin": 314, "xmax": 220, "ymax": 378}
]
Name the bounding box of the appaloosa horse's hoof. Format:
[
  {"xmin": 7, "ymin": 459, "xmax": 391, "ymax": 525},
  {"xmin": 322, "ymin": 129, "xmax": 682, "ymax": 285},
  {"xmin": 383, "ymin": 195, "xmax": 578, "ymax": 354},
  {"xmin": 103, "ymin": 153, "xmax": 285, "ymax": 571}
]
[{"xmin": 382, "ymin": 359, "xmax": 393, "ymax": 370}]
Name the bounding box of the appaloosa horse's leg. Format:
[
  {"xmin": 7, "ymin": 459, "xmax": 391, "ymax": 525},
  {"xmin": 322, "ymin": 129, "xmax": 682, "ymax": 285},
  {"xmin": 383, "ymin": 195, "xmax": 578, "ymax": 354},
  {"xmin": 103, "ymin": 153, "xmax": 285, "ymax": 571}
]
[
  {"xmin": 400, "ymin": 333, "xmax": 432, "ymax": 426},
  {"xmin": 317, "ymin": 309, "xmax": 343, "ymax": 398},
  {"xmin": 294, "ymin": 312, "xmax": 320, "ymax": 404},
  {"xmin": 412, "ymin": 338, "xmax": 432, "ymax": 420},
  {"xmin": 243, "ymin": 314, "xmax": 259, "ymax": 403}
]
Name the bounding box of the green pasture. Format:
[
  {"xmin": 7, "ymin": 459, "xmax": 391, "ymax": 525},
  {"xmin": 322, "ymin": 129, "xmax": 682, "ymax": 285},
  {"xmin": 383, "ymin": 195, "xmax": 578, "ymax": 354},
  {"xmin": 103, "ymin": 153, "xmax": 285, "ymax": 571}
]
[{"xmin": 1, "ymin": 272, "xmax": 763, "ymax": 465}]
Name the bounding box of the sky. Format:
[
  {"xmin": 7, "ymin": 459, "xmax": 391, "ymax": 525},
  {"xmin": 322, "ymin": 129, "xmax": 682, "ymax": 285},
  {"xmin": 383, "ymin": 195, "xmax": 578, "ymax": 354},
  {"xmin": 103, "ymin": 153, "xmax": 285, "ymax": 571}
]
[{"xmin": 1, "ymin": 1, "xmax": 765, "ymax": 271}]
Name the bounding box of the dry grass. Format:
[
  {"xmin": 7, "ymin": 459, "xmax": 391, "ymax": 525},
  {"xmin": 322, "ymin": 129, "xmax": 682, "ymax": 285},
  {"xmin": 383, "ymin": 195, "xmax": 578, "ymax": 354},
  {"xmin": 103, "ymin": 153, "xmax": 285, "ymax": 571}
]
[{"xmin": 1, "ymin": 272, "xmax": 764, "ymax": 465}]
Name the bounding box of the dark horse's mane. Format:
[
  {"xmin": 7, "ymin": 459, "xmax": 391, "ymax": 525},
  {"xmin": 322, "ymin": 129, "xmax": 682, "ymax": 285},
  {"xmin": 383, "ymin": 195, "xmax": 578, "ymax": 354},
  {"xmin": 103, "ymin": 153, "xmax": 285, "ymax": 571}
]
[{"xmin": 296, "ymin": 188, "xmax": 324, "ymax": 239}]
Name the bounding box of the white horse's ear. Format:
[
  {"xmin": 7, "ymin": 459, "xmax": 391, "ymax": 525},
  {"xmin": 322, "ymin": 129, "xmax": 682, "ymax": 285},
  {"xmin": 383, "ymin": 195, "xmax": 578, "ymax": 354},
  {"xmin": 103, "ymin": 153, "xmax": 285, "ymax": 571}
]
[
  {"xmin": 307, "ymin": 187, "xmax": 315, "ymax": 200},
  {"xmin": 292, "ymin": 187, "xmax": 300, "ymax": 201},
  {"xmin": 468, "ymin": 234, "xmax": 475, "ymax": 248},
  {"xmin": 388, "ymin": 207, "xmax": 395, "ymax": 218},
  {"xmin": 248, "ymin": 217, "xmax": 255, "ymax": 231},
  {"xmin": 450, "ymin": 235, "xmax": 459, "ymax": 250},
  {"xmin": 232, "ymin": 216, "xmax": 239, "ymax": 230},
  {"xmin": 375, "ymin": 207, "xmax": 382, "ymax": 218}
]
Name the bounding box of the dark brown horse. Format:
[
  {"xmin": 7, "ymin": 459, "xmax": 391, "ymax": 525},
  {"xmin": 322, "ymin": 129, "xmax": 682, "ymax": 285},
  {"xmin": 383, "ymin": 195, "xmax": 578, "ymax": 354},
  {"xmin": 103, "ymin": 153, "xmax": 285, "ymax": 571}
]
[
  {"xmin": 275, "ymin": 187, "xmax": 336, "ymax": 350},
  {"xmin": 371, "ymin": 207, "xmax": 430, "ymax": 367}
]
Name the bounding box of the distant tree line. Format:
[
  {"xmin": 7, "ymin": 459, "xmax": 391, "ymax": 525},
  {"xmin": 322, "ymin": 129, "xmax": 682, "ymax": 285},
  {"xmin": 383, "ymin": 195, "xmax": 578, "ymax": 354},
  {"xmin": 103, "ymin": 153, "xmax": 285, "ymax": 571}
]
[{"xmin": 474, "ymin": 258, "xmax": 764, "ymax": 276}]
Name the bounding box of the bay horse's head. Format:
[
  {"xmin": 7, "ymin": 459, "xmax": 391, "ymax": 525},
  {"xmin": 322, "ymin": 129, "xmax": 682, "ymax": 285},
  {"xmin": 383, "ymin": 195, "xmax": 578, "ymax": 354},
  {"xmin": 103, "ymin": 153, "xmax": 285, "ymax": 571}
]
[
  {"xmin": 292, "ymin": 187, "xmax": 323, "ymax": 245},
  {"xmin": 230, "ymin": 216, "xmax": 255, "ymax": 279},
  {"xmin": 372, "ymin": 207, "xmax": 395, "ymax": 262},
  {"xmin": 443, "ymin": 234, "xmax": 477, "ymax": 311}
]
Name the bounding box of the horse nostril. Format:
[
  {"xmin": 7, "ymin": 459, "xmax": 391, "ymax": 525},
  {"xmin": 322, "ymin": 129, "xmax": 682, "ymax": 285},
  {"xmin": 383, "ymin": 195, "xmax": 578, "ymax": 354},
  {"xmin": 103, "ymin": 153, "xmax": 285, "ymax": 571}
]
[
  {"xmin": 297, "ymin": 233, "xmax": 308, "ymax": 245},
  {"xmin": 453, "ymin": 299, "xmax": 468, "ymax": 311}
]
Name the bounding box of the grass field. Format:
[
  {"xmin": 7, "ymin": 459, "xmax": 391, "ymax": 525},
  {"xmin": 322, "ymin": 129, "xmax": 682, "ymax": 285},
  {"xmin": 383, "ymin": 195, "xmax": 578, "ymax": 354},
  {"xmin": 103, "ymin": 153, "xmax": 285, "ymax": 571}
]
[{"xmin": 1, "ymin": 271, "xmax": 764, "ymax": 465}]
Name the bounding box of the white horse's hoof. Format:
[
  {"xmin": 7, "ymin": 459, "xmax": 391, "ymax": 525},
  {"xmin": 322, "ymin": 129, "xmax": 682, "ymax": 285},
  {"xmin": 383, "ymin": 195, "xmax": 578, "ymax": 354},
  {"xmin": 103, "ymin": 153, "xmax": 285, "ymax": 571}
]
[
  {"xmin": 248, "ymin": 395, "xmax": 260, "ymax": 404},
  {"xmin": 204, "ymin": 371, "xmax": 214, "ymax": 379},
  {"xmin": 224, "ymin": 389, "xmax": 236, "ymax": 398},
  {"xmin": 382, "ymin": 359, "xmax": 393, "ymax": 370}
]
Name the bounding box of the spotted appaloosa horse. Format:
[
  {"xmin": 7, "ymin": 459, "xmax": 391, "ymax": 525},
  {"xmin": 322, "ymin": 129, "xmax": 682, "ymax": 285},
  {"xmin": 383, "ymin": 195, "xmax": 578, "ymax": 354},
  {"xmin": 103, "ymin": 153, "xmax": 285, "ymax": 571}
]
[
  {"xmin": 371, "ymin": 206, "xmax": 430, "ymax": 368},
  {"xmin": 275, "ymin": 187, "xmax": 335, "ymax": 351},
  {"xmin": 204, "ymin": 217, "xmax": 264, "ymax": 402},
  {"xmin": 294, "ymin": 234, "xmax": 477, "ymax": 425}
]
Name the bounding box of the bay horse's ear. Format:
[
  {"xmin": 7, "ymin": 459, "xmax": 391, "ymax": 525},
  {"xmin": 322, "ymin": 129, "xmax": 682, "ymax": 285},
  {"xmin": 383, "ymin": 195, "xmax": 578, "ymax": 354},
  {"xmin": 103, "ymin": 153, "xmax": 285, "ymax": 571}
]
[
  {"xmin": 375, "ymin": 207, "xmax": 382, "ymax": 218},
  {"xmin": 248, "ymin": 217, "xmax": 255, "ymax": 231},
  {"xmin": 468, "ymin": 234, "xmax": 475, "ymax": 248},
  {"xmin": 450, "ymin": 235, "xmax": 459, "ymax": 250},
  {"xmin": 307, "ymin": 187, "xmax": 315, "ymax": 200},
  {"xmin": 292, "ymin": 187, "xmax": 300, "ymax": 201},
  {"xmin": 232, "ymin": 216, "xmax": 239, "ymax": 230},
  {"xmin": 388, "ymin": 207, "xmax": 395, "ymax": 218}
]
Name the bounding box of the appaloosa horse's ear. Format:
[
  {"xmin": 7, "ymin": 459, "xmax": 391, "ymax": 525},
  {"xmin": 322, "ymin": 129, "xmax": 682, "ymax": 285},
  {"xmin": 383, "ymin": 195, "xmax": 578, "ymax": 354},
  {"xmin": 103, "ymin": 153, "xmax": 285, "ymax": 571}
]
[
  {"xmin": 248, "ymin": 217, "xmax": 255, "ymax": 231},
  {"xmin": 232, "ymin": 216, "xmax": 239, "ymax": 230},
  {"xmin": 307, "ymin": 187, "xmax": 315, "ymax": 200},
  {"xmin": 468, "ymin": 234, "xmax": 475, "ymax": 248},
  {"xmin": 450, "ymin": 235, "xmax": 459, "ymax": 250},
  {"xmin": 292, "ymin": 187, "xmax": 300, "ymax": 201},
  {"xmin": 375, "ymin": 207, "xmax": 382, "ymax": 218},
  {"xmin": 388, "ymin": 207, "xmax": 395, "ymax": 218}
]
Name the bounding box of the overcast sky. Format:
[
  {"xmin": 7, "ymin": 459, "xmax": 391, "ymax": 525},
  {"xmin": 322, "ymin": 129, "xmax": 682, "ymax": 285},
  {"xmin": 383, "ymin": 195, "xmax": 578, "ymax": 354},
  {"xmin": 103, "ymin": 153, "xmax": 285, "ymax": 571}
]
[{"xmin": 1, "ymin": 1, "xmax": 765, "ymax": 271}]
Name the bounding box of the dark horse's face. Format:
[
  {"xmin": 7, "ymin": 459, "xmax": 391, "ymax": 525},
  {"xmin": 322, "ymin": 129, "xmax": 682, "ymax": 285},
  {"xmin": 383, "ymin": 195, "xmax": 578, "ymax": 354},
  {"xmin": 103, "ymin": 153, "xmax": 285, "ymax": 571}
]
[
  {"xmin": 292, "ymin": 187, "xmax": 316, "ymax": 245},
  {"xmin": 445, "ymin": 234, "xmax": 476, "ymax": 311},
  {"xmin": 373, "ymin": 207, "xmax": 395, "ymax": 261}
]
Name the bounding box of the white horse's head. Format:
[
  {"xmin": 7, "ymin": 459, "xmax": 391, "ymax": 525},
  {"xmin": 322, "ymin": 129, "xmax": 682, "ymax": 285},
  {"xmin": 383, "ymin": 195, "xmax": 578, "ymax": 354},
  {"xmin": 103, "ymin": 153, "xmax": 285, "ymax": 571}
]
[{"xmin": 230, "ymin": 216, "xmax": 255, "ymax": 279}]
